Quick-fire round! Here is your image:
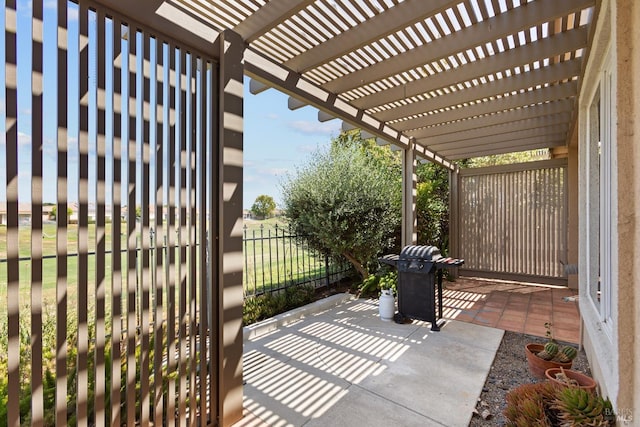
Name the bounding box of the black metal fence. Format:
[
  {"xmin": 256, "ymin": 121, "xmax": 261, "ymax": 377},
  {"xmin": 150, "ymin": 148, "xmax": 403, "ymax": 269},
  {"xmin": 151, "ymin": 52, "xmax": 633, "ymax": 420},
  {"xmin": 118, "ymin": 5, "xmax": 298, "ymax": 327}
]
[{"xmin": 243, "ymin": 224, "xmax": 353, "ymax": 297}]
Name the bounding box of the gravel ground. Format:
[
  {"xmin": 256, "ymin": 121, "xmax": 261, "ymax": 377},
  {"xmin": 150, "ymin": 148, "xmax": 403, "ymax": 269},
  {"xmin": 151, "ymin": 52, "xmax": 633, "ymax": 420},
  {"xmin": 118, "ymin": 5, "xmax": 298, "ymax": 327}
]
[{"xmin": 469, "ymin": 332, "xmax": 591, "ymax": 426}]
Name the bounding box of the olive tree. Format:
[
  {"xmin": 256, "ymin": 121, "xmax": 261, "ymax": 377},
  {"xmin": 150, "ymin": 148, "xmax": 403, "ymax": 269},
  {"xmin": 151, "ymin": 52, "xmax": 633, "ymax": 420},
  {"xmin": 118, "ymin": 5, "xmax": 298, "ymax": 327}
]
[{"xmin": 281, "ymin": 142, "xmax": 401, "ymax": 280}]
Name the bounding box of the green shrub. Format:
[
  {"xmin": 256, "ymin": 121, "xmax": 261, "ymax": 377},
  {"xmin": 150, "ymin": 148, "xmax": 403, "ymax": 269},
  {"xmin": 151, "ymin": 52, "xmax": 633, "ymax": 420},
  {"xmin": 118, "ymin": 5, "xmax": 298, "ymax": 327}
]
[
  {"xmin": 243, "ymin": 285, "xmax": 316, "ymax": 326},
  {"xmin": 358, "ymin": 267, "xmax": 397, "ymax": 298}
]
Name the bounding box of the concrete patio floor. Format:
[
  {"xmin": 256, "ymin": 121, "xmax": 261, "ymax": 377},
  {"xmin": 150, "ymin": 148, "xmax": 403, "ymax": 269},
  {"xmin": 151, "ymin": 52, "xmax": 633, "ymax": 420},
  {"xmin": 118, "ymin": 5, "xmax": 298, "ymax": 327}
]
[{"xmin": 235, "ymin": 294, "xmax": 504, "ymax": 427}]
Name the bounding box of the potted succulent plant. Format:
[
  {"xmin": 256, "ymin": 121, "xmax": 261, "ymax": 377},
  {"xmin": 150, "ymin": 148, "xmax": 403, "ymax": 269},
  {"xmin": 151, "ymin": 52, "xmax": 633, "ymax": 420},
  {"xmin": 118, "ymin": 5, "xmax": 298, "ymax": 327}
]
[
  {"xmin": 504, "ymin": 381, "xmax": 615, "ymax": 426},
  {"xmin": 525, "ymin": 322, "xmax": 579, "ymax": 378},
  {"xmin": 545, "ymin": 367, "xmax": 597, "ymax": 393}
]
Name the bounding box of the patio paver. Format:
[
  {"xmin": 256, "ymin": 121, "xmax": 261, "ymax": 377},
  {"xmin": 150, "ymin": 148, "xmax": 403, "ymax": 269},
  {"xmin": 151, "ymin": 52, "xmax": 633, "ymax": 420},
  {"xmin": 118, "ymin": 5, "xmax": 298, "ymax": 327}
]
[{"xmin": 444, "ymin": 277, "xmax": 581, "ymax": 344}]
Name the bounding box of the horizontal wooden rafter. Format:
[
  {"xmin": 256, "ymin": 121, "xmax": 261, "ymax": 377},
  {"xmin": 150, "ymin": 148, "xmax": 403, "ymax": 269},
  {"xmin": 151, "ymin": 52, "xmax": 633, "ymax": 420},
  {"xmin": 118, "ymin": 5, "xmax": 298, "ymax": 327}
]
[
  {"xmin": 395, "ymin": 81, "xmax": 577, "ymax": 131},
  {"xmin": 429, "ymin": 124, "xmax": 569, "ymax": 152},
  {"xmin": 323, "ymin": 0, "xmax": 593, "ymax": 93},
  {"xmin": 419, "ymin": 112, "xmax": 572, "ymax": 146},
  {"xmin": 374, "ymin": 59, "xmax": 581, "ymax": 122},
  {"xmin": 353, "ymin": 26, "xmax": 589, "ymax": 109},
  {"xmin": 234, "ymin": 0, "xmax": 315, "ymax": 42},
  {"xmin": 284, "ymin": 0, "xmax": 460, "ymax": 72},
  {"xmin": 445, "ymin": 138, "xmax": 566, "ymax": 159},
  {"xmin": 407, "ymin": 99, "xmax": 575, "ymax": 139}
]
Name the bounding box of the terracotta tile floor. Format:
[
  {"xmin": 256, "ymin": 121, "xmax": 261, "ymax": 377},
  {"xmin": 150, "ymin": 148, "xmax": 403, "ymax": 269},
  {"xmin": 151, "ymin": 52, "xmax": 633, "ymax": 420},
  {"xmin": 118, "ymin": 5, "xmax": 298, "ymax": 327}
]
[{"xmin": 442, "ymin": 277, "xmax": 581, "ymax": 344}]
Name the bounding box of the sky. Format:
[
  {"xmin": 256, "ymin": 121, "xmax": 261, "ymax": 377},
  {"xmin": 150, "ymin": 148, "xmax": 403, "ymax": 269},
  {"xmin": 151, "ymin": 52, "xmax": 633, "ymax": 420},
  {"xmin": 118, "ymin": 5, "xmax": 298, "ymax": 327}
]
[
  {"xmin": 0, "ymin": 0, "xmax": 343, "ymax": 210},
  {"xmin": 243, "ymin": 84, "xmax": 342, "ymax": 209}
]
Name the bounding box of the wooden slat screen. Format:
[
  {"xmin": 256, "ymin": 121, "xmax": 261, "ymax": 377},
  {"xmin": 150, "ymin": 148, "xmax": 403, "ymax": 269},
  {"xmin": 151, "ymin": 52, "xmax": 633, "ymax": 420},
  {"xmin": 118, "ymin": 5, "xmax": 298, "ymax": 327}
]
[
  {"xmin": 457, "ymin": 160, "xmax": 568, "ymax": 282},
  {"xmin": 1, "ymin": 1, "xmax": 221, "ymax": 425}
]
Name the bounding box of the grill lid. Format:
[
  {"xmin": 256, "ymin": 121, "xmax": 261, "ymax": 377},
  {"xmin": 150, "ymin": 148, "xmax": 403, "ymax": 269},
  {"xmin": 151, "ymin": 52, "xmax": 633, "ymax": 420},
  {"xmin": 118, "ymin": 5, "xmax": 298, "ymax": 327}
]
[
  {"xmin": 400, "ymin": 245, "xmax": 442, "ymax": 262},
  {"xmin": 398, "ymin": 245, "xmax": 442, "ymax": 273}
]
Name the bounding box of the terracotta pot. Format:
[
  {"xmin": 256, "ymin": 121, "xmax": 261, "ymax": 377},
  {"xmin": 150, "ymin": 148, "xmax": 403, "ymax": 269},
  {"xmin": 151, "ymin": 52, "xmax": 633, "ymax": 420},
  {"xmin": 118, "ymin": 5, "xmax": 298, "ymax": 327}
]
[
  {"xmin": 525, "ymin": 343, "xmax": 572, "ymax": 379},
  {"xmin": 545, "ymin": 367, "xmax": 597, "ymax": 392}
]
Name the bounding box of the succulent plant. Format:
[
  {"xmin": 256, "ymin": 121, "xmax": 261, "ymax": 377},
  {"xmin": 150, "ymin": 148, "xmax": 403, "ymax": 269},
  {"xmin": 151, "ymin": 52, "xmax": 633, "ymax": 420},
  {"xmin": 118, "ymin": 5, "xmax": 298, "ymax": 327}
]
[
  {"xmin": 553, "ymin": 387, "xmax": 615, "ymax": 426},
  {"xmin": 504, "ymin": 382, "xmax": 556, "ymax": 427},
  {"xmin": 537, "ymin": 341, "xmax": 559, "ymax": 360},
  {"xmin": 553, "ymin": 345, "xmax": 578, "ymax": 363}
]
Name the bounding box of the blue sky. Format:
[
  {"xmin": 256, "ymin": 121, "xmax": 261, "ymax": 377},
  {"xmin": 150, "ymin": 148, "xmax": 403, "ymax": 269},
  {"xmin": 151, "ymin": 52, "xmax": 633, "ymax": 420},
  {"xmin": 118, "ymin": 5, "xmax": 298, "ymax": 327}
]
[
  {"xmin": 243, "ymin": 85, "xmax": 342, "ymax": 208},
  {"xmin": 0, "ymin": 0, "xmax": 342, "ymax": 210}
]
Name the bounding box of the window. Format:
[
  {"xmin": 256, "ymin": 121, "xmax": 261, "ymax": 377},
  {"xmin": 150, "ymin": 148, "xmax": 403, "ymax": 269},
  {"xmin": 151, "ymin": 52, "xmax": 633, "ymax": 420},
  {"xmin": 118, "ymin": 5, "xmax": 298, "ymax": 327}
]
[{"xmin": 586, "ymin": 48, "xmax": 615, "ymax": 337}]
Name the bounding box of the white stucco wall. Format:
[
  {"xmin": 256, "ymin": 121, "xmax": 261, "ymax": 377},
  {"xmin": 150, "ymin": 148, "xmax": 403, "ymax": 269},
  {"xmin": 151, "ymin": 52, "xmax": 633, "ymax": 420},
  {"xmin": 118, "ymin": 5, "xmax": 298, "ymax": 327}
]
[
  {"xmin": 577, "ymin": 0, "xmax": 618, "ymax": 406},
  {"xmin": 579, "ymin": 0, "xmax": 640, "ymax": 416}
]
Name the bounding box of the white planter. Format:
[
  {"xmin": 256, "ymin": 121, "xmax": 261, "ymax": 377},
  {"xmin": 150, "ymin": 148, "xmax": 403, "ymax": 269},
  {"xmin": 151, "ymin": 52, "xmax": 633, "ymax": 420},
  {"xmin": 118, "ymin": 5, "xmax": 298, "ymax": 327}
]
[{"xmin": 378, "ymin": 289, "xmax": 395, "ymax": 321}]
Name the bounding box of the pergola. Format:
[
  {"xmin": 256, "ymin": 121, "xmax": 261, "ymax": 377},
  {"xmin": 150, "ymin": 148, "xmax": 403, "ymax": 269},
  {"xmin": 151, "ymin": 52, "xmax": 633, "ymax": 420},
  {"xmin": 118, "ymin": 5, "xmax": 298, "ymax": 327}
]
[
  {"xmin": 100, "ymin": 0, "xmax": 594, "ymax": 249},
  {"xmin": 2, "ymin": 0, "xmax": 603, "ymax": 426},
  {"xmin": 99, "ymin": 0, "xmax": 595, "ymax": 160}
]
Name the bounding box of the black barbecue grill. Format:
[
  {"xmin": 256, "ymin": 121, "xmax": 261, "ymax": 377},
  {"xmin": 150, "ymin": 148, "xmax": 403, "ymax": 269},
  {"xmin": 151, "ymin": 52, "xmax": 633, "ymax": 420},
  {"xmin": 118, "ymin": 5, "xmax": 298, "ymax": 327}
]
[{"xmin": 379, "ymin": 245, "xmax": 464, "ymax": 331}]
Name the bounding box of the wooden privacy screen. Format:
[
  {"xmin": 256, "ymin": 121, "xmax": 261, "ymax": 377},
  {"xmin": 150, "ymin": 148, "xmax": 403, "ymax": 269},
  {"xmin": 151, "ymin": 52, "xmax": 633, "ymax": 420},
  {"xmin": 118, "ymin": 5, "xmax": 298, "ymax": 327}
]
[
  {"xmin": 456, "ymin": 159, "xmax": 568, "ymax": 284},
  {"xmin": 2, "ymin": 1, "xmax": 223, "ymax": 425}
]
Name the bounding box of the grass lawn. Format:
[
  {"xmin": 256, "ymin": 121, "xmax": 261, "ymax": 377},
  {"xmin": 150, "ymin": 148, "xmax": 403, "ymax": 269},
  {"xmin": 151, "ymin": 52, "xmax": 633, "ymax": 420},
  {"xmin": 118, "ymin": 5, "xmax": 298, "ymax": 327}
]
[
  {"xmin": 242, "ymin": 217, "xmax": 330, "ymax": 295},
  {"xmin": 0, "ymin": 222, "xmax": 155, "ymax": 321},
  {"xmin": 0, "ymin": 217, "xmax": 341, "ymax": 315}
]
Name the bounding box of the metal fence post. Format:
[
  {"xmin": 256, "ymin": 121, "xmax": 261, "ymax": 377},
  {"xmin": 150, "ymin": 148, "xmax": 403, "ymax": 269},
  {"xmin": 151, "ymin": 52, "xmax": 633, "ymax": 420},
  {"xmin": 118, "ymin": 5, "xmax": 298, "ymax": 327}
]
[{"xmin": 325, "ymin": 253, "xmax": 330, "ymax": 288}]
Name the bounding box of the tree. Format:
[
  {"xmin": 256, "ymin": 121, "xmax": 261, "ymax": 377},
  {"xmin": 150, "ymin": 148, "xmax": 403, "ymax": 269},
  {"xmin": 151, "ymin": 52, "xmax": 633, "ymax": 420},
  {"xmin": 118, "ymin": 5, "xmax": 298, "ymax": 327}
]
[
  {"xmin": 251, "ymin": 195, "xmax": 276, "ymax": 219},
  {"xmin": 49, "ymin": 206, "xmax": 73, "ymax": 220},
  {"xmin": 281, "ymin": 139, "xmax": 401, "ymax": 280},
  {"xmin": 416, "ymin": 162, "xmax": 450, "ymax": 253},
  {"xmin": 465, "ymin": 149, "xmax": 549, "ymax": 167}
]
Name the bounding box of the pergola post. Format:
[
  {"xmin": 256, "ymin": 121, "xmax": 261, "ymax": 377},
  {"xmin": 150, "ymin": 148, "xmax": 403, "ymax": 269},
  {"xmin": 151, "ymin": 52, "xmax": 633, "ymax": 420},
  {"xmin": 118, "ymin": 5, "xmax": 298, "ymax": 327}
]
[
  {"xmin": 401, "ymin": 139, "xmax": 418, "ymax": 247},
  {"xmin": 449, "ymin": 168, "xmax": 460, "ymax": 278},
  {"xmin": 215, "ymin": 29, "xmax": 245, "ymax": 427}
]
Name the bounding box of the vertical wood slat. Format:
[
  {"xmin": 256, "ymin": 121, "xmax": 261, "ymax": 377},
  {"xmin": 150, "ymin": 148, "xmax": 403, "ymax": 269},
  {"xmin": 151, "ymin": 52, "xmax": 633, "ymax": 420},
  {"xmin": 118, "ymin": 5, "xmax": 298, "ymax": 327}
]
[
  {"xmin": 77, "ymin": 3, "xmax": 90, "ymax": 424},
  {"xmin": 125, "ymin": 24, "xmax": 137, "ymax": 427},
  {"xmin": 3, "ymin": 6, "xmax": 222, "ymax": 424},
  {"xmin": 4, "ymin": 2, "xmax": 20, "ymax": 426},
  {"xmin": 188, "ymin": 53, "xmax": 198, "ymax": 426},
  {"xmin": 207, "ymin": 59, "xmax": 219, "ymax": 424},
  {"xmin": 198, "ymin": 59, "xmax": 209, "ymax": 427},
  {"xmin": 55, "ymin": 1, "xmax": 69, "ymax": 425},
  {"xmin": 31, "ymin": 1, "xmax": 45, "ymax": 425},
  {"xmin": 139, "ymin": 30, "xmax": 151, "ymax": 426},
  {"xmin": 178, "ymin": 46, "xmax": 189, "ymax": 426},
  {"xmin": 153, "ymin": 37, "xmax": 165, "ymax": 426},
  {"xmin": 110, "ymin": 16, "xmax": 123, "ymax": 427},
  {"xmin": 166, "ymin": 42, "xmax": 177, "ymax": 427},
  {"xmin": 95, "ymin": 9, "xmax": 107, "ymax": 427}
]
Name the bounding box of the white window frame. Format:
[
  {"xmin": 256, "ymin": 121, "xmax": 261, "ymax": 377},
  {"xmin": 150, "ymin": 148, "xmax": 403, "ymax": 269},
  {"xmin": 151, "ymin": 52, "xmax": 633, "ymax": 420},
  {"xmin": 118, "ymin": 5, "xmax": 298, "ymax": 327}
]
[{"xmin": 587, "ymin": 46, "xmax": 616, "ymax": 339}]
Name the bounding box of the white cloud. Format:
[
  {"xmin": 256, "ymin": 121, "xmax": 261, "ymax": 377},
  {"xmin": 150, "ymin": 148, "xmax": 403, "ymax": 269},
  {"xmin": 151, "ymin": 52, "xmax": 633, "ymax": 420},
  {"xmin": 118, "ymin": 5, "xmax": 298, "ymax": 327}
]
[
  {"xmin": 258, "ymin": 167, "xmax": 288, "ymax": 176},
  {"xmin": 67, "ymin": 3, "xmax": 79, "ymax": 22},
  {"xmin": 288, "ymin": 120, "xmax": 340, "ymax": 136},
  {"xmin": 18, "ymin": 132, "xmax": 31, "ymax": 146}
]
